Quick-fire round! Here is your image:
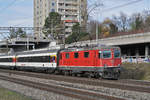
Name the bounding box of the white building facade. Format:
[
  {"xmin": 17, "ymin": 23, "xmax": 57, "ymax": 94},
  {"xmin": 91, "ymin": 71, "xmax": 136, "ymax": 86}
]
[{"xmin": 34, "ymin": 0, "xmax": 87, "ymax": 37}]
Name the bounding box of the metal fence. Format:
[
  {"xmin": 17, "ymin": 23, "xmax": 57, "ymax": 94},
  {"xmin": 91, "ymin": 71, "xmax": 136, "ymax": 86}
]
[{"xmin": 122, "ymin": 56, "xmax": 150, "ymax": 63}]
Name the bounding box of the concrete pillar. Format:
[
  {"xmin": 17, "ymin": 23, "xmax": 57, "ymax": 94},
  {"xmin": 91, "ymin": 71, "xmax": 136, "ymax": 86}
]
[
  {"xmin": 145, "ymin": 45, "xmax": 149, "ymax": 57},
  {"xmin": 127, "ymin": 49, "xmax": 131, "ymax": 56},
  {"xmin": 135, "ymin": 48, "xmax": 139, "ymax": 57}
]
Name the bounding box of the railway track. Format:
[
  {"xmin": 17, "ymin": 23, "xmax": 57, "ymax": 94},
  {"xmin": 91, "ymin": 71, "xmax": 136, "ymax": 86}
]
[
  {"xmin": 0, "ymin": 69, "xmax": 150, "ymax": 94},
  {"xmin": 0, "ymin": 72, "xmax": 124, "ymax": 100}
]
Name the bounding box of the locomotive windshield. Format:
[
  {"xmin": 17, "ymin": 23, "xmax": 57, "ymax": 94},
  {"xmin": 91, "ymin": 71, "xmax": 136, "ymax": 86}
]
[
  {"xmin": 103, "ymin": 50, "xmax": 111, "ymax": 58},
  {"xmin": 114, "ymin": 49, "xmax": 121, "ymax": 58}
]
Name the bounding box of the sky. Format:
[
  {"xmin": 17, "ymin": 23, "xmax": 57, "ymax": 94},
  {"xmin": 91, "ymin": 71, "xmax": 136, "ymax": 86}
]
[
  {"xmin": 0, "ymin": 0, "xmax": 33, "ymax": 27},
  {"xmin": 0, "ymin": 0, "xmax": 149, "ymax": 27}
]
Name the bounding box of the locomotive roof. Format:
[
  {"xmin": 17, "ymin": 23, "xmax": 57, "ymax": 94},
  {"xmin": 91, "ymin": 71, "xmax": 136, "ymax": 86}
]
[{"xmin": 60, "ymin": 46, "xmax": 120, "ymax": 52}]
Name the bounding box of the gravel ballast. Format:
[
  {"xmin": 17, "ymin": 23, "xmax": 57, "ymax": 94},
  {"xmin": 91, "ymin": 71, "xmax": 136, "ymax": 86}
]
[
  {"xmin": 0, "ymin": 72, "xmax": 150, "ymax": 100},
  {"xmin": 0, "ymin": 80, "xmax": 79, "ymax": 100}
]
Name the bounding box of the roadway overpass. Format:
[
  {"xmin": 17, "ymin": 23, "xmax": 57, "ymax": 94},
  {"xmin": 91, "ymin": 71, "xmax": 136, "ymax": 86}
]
[
  {"xmin": 0, "ymin": 31, "xmax": 150, "ymax": 62},
  {"xmin": 69, "ymin": 32, "xmax": 150, "ymax": 58}
]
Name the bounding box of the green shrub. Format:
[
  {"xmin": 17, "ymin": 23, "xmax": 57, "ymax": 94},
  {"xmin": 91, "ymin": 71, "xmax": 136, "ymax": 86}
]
[{"xmin": 120, "ymin": 63, "xmax": 150, "ymax": 80}]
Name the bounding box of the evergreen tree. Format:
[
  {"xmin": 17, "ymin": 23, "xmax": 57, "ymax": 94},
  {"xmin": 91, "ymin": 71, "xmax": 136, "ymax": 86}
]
[
  {"xmin": 66, "ymin": 23, "xmax": 88, "ymax": 44},
  {"xmin": 43, "ymin": 12, "xmax": 62, "ymax": 39},
  {"xmin": 9, "ymin": 28, "xmax": 27, "ymax": 39}
]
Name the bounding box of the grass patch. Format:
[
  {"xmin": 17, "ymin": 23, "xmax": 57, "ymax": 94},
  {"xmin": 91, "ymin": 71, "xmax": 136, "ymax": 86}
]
[
  {"xmin": 0, "ymin": 87, "xmax": 32, "ymax": 100},
  {"xmin": 120, "ymin": 63, "xmax": 150, "ymax": 81}
]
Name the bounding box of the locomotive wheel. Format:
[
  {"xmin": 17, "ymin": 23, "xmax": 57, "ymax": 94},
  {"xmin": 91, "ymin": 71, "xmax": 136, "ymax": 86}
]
[
  {"xmin": 87, "ymin": 72, "xmax": 93, "ymax": 78},
  {"xmin": 113, "ymin": 73, "xmax": 119, "ymax": 80},
  {"xmin": 72, "ymin": 73, "xmax": 77, "ymax": 77},
  {"xmin": 10, "ymin": 66, "xmax": 16, "ymax": 70},
  {"xmin": 64, "ymin": 71, "xmax": 70, "ymax": 76},
  {"xmin": 76, "ymin": 73, "xmax": 81, "ymax": 77},
  {"xmin": 101, "ymin": 71, "xmax": 108, "ymax": 79},
  {"xmin": 94, "ymin": 73, "xmax": 100, "ymax": 79}
]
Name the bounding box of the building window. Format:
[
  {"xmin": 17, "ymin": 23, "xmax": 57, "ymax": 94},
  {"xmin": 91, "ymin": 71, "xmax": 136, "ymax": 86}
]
[
  {"xmin": 51, "ymin": 9, "xmax": 55, "ymax": 12},
  {"xmin": 52, "ymin": 2, "xmax": 55, "ymax": 6},
  {"xmin": 65, "ymin": 26, "xmax": 69, "ymax": 28}
]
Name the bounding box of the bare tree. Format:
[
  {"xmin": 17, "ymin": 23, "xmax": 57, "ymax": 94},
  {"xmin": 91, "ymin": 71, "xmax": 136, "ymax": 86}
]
[{"xmin": 130, "ymin": 13, "xmax": 144, "ymax": 31}]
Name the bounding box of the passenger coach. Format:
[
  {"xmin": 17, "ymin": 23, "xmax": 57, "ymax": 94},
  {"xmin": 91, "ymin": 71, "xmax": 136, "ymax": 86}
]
[
  {"xmin": 0, "ymin": 55, "xmax": 16, "ymax": 69},
  {"xmin": 15, "ymin": 49, "xmax": 58, "ymax": 73}
]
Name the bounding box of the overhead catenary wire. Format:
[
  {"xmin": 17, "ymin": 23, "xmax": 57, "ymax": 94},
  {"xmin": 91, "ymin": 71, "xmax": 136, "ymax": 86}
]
[
  {"xmin": 90, "ymin": 0, "xmax": 143, "ymax": 18},
  {"xmin": 13, "ymin": 17, "xmax": 33, "ymax": 27},
  {"xmin": 0, "ymin": 0, "xmax": 144, "ymax": 29},
  {"xmin": 146, "ymin": 0, "xmax": 150, "ymax": 11},
  {"xmin": 0, "ymin": 0, "xmax": 18, "ymax": 13},
  {"xmin": 102, "ymin": 0, "xmax": 143, "ymax": 12}
]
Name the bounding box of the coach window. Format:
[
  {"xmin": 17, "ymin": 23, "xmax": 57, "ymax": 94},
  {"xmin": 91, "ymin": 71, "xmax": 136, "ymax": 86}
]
[
  {"xmin": 9, "ymin": 58, "xmax": 13, "ymax": 62},
  {"xmin": 74, "ymin": 52, "xmax": 79, "ymax": 58},
  {"xmin": 84, "ymin": 52, "xmax": 89, "ymax": 58},
  {"xmin": 42, "ymin": 56, "xmax": 49, "ymax": 62},
  {"xmin": 66, "ymin": 53, "xmax": 69, "ymax": 59}
]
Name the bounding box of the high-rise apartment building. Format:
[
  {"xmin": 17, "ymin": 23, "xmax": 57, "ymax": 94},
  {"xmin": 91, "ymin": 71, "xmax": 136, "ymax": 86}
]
[{"xmin": 34, "ymin": 0, "xmax": 87, "ymax": 37}]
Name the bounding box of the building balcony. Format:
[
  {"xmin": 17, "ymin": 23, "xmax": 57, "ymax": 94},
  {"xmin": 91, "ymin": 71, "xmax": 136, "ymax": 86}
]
[
  {"xmin": 65, "ymin": 6, "xmax": 78, "ymax": 10},
  {"xmin": 58, "ymin": 12, "xmax": 78, "ymax": 16},
  {"xmin": 61, "ymin": 17, "xmax": 78, "ymax": 21},
  {"xmin": 58, "ymin": 0, "xmax": 78, "ymax": 4},
  {"xmin": 58, "ymin": 6, "xmax": 78, "ymax": 10}
]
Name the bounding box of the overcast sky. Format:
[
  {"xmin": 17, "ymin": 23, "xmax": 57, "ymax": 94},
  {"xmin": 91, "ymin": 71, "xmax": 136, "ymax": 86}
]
[{"xmin": 0, "ymin": 0, "xmax": 149, "ymax": 27}]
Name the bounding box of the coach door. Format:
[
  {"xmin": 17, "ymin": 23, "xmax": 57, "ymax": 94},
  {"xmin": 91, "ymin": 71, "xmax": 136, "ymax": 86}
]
[
  {"xmin": 13, "ymin": 56, "xmax": 17, "ymax": 67},
  {"xmin": 50, "ymin": 55, "xmax": 56, "ymax": 63}
]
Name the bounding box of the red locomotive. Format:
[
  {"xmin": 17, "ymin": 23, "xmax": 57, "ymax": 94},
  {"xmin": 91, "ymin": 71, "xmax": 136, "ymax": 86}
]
[{"xmin": 58, "ymin": 46, "xmax": 121, "ymax": 79}]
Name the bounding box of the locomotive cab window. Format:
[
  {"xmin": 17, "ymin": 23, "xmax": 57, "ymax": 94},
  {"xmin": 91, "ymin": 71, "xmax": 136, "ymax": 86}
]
[
  {"xmin": 66, "ymin": 53, "xmax": 69, "ymax": 59},
  {"xmin": 84, "ymin": 52, "xmax": 89, "ymax": 58},
  {"xmin": 103, "ymin": 50, "xmax": 111, "ymax": 58},
  {"xmin": 114, "ymin": 49, "xmax": 121, "ymax": 58},
  {"xmin": 74, "ymin": 52, "xmax": 79, "ymax": 58}
]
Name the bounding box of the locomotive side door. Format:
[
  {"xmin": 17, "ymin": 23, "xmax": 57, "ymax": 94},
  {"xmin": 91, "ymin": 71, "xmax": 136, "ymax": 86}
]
[
  {"xmin": 94, "ymin": 50, "xmax": 99, "ymax": 67},
  {"xmin": 94, "ymin": 50, "xmax": 101, "ymax": 71}
]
